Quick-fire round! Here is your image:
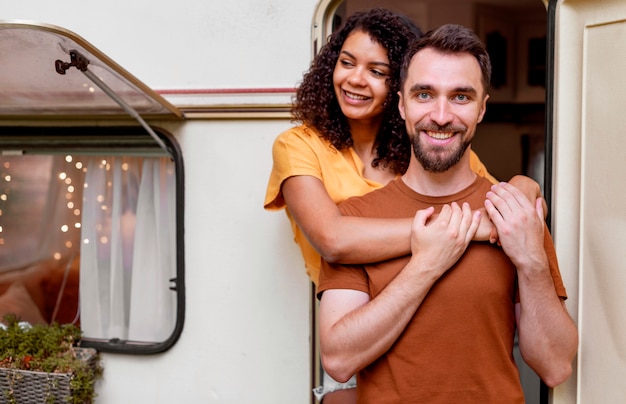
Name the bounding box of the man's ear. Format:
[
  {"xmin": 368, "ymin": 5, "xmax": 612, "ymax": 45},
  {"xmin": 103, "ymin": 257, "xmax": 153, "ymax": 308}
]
[
  {"xmin": 477, "ymin": 94, "xmax": 489, "ymax": 123},
  {"xmin": 398, "ymin": 91, "xmax": 406, "ymax": 121}
]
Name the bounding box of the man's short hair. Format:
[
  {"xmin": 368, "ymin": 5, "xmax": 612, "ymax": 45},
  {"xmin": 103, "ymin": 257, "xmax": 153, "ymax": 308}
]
[{"xmin": 400, "ymin": 24, "xmax": 492, "ymax": 94}]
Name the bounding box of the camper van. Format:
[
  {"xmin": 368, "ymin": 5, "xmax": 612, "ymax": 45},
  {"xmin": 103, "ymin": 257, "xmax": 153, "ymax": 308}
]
[{"xmin": 0, "ymin": 0, "xmax": 623, "ymax": 402}]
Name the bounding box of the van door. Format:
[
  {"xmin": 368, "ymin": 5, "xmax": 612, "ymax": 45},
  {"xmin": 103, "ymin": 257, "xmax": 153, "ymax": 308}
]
[{"xmin": 549, "ymin": 0, "xmax": 626, "ymax": 402}]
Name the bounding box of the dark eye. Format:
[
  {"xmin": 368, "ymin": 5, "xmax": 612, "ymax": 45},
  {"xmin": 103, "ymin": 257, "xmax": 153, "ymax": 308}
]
[
  {"xmin": 371, "ymin": 69, "xmax": 388, "ymax": 78},
  {"xmin": 340, "ymin": 59, "xmax": 355, "ymax": 68}
]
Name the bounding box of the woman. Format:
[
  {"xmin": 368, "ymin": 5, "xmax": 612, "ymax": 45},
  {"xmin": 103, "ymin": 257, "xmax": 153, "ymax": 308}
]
[{"xmin": 264, "ymin": 8, "xmax": 541, "ymax": 403}]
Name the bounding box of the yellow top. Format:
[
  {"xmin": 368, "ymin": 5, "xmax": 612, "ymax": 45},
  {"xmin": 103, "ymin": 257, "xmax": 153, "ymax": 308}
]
[{"xmin": 264, "ymin": 124, "xmax": 497, "ymax": 285}]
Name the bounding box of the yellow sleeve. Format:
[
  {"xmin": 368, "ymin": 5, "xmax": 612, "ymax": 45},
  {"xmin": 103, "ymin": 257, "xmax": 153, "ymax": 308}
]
[
  {"xmin": 469, "ymin": 150, "xmax": 498, "ymax": 184},
  {"xmin": 264, "ymin": 126, "xmax": 323, "ymax": 210}
]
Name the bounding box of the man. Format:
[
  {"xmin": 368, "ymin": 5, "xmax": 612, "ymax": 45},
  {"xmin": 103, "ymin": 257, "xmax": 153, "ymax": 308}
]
[{"xmin": 317, "ymin": 24, "xmax": 578, "ymax": 403}]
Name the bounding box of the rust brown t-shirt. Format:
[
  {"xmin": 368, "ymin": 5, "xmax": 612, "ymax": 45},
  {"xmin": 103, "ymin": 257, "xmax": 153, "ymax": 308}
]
[{"xmin": 318, "ymin": 176, "xmax": 567, "ymax": 404}]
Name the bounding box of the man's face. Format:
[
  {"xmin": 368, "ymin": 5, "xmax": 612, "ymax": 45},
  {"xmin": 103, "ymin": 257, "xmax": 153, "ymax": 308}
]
[{"xmin": 398, "ymin": 48, "xmax": 488, "ymax": 172}]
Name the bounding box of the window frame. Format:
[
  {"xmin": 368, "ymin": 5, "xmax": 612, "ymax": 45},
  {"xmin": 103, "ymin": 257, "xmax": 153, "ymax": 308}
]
[{"xmin": 0, "ymin": 125, "xmax": 185, "ymax": 354}]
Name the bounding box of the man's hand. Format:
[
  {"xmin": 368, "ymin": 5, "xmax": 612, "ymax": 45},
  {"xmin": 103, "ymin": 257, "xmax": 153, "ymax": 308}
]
[
  {"xmin": 410, "ymin": 202, "xmax": 480, "ymax": 278},
  {"xmin": 508, "ymin": 175, "xmax": 548, "ymax": 219},
  {"xmin": 484, "ymin": 182, "xmax": 546, "ymax": 269}
]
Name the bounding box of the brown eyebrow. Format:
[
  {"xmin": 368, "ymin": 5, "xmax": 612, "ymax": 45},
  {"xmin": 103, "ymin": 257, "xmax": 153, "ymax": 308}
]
[
  {"xmin": 408, "ymin": 84, "xmax": 432, "ymax": 93},
  {"xmin": 408, "ymin": 84, "xmax": 478, "ymax": 97},
  {"xmin": 454, "ymin": 86, "xmax": 478, "ymax": 97},
  {"xmin": 339, "ymin": 50, "xmax": 390, "ymax": 69}
]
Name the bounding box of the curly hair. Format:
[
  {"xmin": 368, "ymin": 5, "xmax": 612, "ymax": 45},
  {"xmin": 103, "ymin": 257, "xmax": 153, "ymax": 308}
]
[{"xmin": 292, "ymin": 8, "xmax": 421, "ymax": 174}]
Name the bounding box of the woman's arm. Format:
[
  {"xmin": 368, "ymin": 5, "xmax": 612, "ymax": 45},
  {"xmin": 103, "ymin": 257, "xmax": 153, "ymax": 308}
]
[
  {"xmin": 282, "ymin": 175, "xmax": 411, "ymax": 264},
  {"xmin": 283, "ymin": 175, "xmax": 493, "ymax": 264},
  {"xmin": 282, "ymin": 174, "xmax": 545, "ymax": 264},
  {"xmin": 481, "ymin": 175, "xmax": 547, "ymax": 244},
  {"xmin": 508, "ymin": 175, "xmax": 547, "ymax": 217}
]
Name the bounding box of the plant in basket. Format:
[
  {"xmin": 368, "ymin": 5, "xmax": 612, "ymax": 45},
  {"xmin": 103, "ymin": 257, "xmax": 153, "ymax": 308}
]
[{"xmin": 0, "ymin": 313, "xmax": 103, "ymax": 404}]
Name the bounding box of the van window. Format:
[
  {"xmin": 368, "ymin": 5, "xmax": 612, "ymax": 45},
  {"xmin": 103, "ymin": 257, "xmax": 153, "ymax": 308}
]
[{"xmin": 0, "ymin": 126, "xmax": 184, "ymax": 354}]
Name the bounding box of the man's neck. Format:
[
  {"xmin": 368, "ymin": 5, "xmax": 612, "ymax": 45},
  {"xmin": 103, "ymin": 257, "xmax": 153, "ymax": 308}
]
[{"xmin": 401, "ymin": 152, "xmax": 477, "ymax": 197}]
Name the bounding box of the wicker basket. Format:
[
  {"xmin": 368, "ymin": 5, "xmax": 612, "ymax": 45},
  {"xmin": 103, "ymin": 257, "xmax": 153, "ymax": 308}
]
[{"xmin": 0, "ymin": 347, "xmax": 97, "ymax": 404}]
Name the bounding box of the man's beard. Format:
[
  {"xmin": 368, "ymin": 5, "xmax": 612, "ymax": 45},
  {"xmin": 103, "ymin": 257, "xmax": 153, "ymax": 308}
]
[{"xmin": 411, "ymin": 124, "xmax": 472, "ymax": 173}]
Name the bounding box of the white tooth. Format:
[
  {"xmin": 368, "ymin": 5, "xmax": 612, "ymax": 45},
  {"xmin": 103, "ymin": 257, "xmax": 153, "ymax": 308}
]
[
  {"xmin": 427, "ymin": 131, "xmax": 452, "ymax": 139},
  {"xmin": 346, "ymin": 91, "xmax": 367, "ymax": 100}
]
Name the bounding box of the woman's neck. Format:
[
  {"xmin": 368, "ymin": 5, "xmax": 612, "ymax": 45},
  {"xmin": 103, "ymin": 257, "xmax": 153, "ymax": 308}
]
[
  {"xmin": 349, "ymin": 117, "xmax": 381, "ymax": 157},
  {"xmin": 348, "ymin": 118, "xmax": 395, "ymax": 185}
]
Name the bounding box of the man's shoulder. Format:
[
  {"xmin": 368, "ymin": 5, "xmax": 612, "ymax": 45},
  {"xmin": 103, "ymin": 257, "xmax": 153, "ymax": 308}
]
[
  {"xmin": 474, "ymin": 175, "xmax": 495, "ymax": 192},
  {"xmin": 447, "ymin": 175, "xmax": 495, "ymax": 208},
  {"xmin": 339, "ymin": 179, "xmax": 401, "ymax": 216}
]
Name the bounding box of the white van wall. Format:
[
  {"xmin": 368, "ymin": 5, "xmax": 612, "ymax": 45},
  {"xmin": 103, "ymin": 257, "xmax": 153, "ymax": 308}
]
[
  {"xmin": 0, "ymin": 115, "xmax": 314, "ymax": 404},
  {"xmin": 90, "ymin": 118, "xmax": 312, "ymax": 403},
  {"xmin": 3, "ymin": 0, "xmax": 315, "ymax": 89},
  {"xmin": 3, "ymin": 0, "xmax": 320, "ymax": 403}
]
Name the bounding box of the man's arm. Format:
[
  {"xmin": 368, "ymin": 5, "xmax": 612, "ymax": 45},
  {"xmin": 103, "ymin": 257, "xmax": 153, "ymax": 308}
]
[
  {"xmin": 319, "ymin": 203, "xmax": 480, "ymax": 382},
  {"xmin": 485, "ymin": 182, "xmax": 578, "ymax": 387}
]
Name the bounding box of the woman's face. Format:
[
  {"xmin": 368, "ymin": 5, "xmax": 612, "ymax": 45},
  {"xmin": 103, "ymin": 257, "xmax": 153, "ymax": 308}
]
[{"xmin": 333, "ymin": 30, "xmax": 390, "ymax": 126}]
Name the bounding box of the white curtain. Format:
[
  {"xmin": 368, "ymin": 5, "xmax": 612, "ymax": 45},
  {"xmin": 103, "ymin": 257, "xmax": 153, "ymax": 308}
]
[
  {"xmin": 80, "ymin": 156, "xmax": 176, "ymax": 343},
  {"xmin": 0, "ymin": 155, "xmax": 82, "ymax": 273}
]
